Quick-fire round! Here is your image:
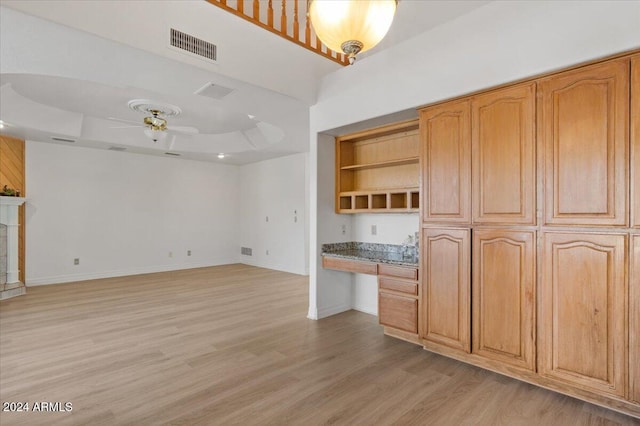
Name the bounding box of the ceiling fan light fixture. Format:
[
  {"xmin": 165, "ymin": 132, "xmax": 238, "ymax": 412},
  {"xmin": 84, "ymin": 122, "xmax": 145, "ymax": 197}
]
[
  {"xmin": 309, "ymin": 0, "xmax": 397, "ymax": 64},
  {"xmin": 144, "ymin": 128, "xmax": 168, "ymax": 142}
]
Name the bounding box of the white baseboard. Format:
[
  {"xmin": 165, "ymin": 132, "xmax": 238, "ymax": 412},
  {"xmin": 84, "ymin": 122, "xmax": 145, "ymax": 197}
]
[
  {"xmin": 352, "ymin": 304, "xmax": 377, "ymax": 316},
  {"xmin": 307, "ymin": 305, "xmax": 318, "ymax": 320},
  {"xmin": 25, "ymin": 259, "xmax": 236, "ymax": 286},
  {"xmin": 317, "ymin": 302, "xmax": 351, "ymax": 319},
  {"xmin": 238, "ymin": 258, "xmax": 308, "ymax": 276}
]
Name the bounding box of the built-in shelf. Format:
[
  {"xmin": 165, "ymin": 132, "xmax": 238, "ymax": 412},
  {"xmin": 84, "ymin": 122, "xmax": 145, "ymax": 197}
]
[
  {"xmin": 340, "ymin": 157, "xmax": 419, "ymax": 171},
  {"xmin": 338, "ymin": 188, "xmax": 420, "ymax": 213},
  {"xmin": 335, "ymin": 119, "xmax": 420, "ymax": 214}
]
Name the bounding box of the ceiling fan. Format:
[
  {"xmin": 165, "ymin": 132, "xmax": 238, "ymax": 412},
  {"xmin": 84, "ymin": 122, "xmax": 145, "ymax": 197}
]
[{"xmin": 109, "ymin": 99, "xmax": 199, "ymax": 142}]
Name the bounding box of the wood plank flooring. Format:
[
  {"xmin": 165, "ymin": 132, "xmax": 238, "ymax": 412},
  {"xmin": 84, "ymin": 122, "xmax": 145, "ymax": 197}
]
[{"xmin": 0, "ymin": 264, "xmax": 637, "ymax": 425}]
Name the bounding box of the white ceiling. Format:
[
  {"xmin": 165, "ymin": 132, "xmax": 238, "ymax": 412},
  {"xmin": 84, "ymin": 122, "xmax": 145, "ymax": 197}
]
[{"xmin": 0, "ymin": 0, "xmax": 491, "ymax": 164}]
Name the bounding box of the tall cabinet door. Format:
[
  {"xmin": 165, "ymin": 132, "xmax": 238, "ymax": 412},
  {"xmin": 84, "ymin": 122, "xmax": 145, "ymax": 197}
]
[
  {"xmin": 631, "ymin": 235, "xmax": 640, "ymax": 403},
  {"xmin": 632, "ymin": 55, "xmax": 640, "ymax": 228},
  {"xmin": 540, "ymin": 59, "xmax": 629, "ymax": 226},
  {"xmin": 472, "ymin": 83, "xmax": 536, "ymax": 225},
  {"xmin": 420, "ymin": 100, "xmax": 471, "ymax": 224},
  {"xmin": 472, "ymin": 229, "xmax": 536, "ymax": 371},
  {"xmin": 539, "ymin": 232, "xmax": 627, "ymax": 397},
  {"xmin": 422, "ymin": 227, "xmax": 470, "ymax": 352}
]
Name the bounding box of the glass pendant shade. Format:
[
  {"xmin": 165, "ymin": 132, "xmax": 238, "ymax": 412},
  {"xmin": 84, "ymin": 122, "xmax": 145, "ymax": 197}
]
[{"xmin": 309, "ymin": 0, "xmax": 397, "ymax": 64}]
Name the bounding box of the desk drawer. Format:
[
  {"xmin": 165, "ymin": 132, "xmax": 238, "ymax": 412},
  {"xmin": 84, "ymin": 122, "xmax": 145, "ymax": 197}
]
[
  {"xmin": 378, "ymin": 264, "xmax": 418, "ymax": 280},
  {"xmin": 379, "ymin": 292, "xmax": 418, "ymax": 333},
  {"xmin": 379, "ymin": 277, "xmax": 418, "ymax": 295},
  {"xmin": 322, "ymin": 256, "xmax": 378, "ymax": 275}
]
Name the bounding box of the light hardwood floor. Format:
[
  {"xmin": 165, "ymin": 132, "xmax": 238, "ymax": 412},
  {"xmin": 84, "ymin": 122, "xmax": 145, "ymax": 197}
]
[{"xmin": 0, "ymin": 264, "xmax": 637, "ymax": 425}]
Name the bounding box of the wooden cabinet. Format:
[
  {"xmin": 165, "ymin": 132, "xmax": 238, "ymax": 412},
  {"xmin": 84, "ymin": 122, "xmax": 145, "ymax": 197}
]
[
  {"xmin": 632, "ymin": 56, "xmax": 640, "ymax": 228},
  {"xmin": 539, "ymin": 232, "xmax": 627, "ymax": 397},
  {"xmin": 378, "ymin": 266, "xmax": 419, "ymax": 342},
  {"xmin": 321, "ymin": 256, "xmax": 377, "ymax": 275},
  {"xmin": 335, "ymin": 120, "xmax": 420, "ymax": 213},
  {"xmin": 421, "ymin": 227, "xmax": 470, "ymax": 352},
  {"xmin": 540, "ymin": 60, "xmax": 629, "ymax": 226},
  {"xmin": 630, "ymin": 235, "xmax": 640, "ymax": 403},
  {"xmin": 472, "ymin": 229, "xmax": 535, "ymax": 371},
  {"xmin": 420, "ymin": 100, "xmax": 471, "ymax": 224},
  {"xmin": 472, "ymin": 83, "xmax": 536, "ymax": 225}
]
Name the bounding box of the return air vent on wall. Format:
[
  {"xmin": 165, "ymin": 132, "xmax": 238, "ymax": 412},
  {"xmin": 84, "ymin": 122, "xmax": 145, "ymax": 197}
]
[
  {"xmin": 108, "ymin": 146, "xmax": 126, "ymax": 151},
  {"xmin": 170, "ymin": 28, "xmax": 217, "ymax": 62},
  {"xmin": 164, "ymin": 152, "xmax": 181, "ymax": 156}
]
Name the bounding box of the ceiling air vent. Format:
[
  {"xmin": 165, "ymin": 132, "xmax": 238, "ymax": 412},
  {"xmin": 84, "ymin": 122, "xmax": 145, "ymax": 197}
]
[
  {"xmin": 164, "ymin": 152, "xmax": 181, "ymax": 156},
  {"xmin": 51, "ymin": 137, "xmax": 75, "ymax": 143},
  {"xmin": 108, "ymin": 146, "xmax": 126, "ymax": 151},
  {"xmin": 194, "ymin": 82, "xmax": 234, "ymax": 99},
  {"xmin": 170, "ymin": 28, "xmax": 217, "ymax": 62}
]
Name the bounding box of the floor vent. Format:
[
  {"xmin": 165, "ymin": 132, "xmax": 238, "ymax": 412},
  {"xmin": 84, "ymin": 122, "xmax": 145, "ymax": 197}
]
[
  {"xmin": 241, "ymin": 247, "xmax": 252, "ymax": 256},
  {"xmin": 170, "ymin": 28, "xmax": 217, "ymax": 62}
]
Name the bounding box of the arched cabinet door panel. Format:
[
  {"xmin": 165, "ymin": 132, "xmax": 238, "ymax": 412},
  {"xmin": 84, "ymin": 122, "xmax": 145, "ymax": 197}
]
[
  {"xmin": 421, "ymin": 227, "xmax": 470, "ymax": 352},
  {"xmin": 472, "ymin": 229, "xmax": 536, "ymax": 370},
  {"xmin": 539, "ymin": 232, "xmax": 626, "ymax": 397},
  {"xmin": 419, "ymin": 101, "xmax": 471, "ymax": 224},
  {"xmin": 539, "ymin": 59, "xmax": 629, "ymax": 226},
  {"xmin": 471, "ymin": 83, "xmax": 536, "ymax": 225},
  {"xmin": 630, "ymin": 235, "xmax": 640, "ymax": 403},
  {"xmin": 631, "ymin": 55, "xmax": 639, "ymax": 228}
]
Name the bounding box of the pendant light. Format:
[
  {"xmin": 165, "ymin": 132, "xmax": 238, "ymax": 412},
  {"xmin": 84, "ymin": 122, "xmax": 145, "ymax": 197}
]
[{"xmin": 308, "ymin": 0, "xmax": 397, "ymax": 64}]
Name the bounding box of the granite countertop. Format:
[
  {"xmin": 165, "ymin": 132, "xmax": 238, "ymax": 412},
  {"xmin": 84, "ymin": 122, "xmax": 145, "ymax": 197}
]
[{"xmin": 321, "ymin": 242, "xmax": 418, "ymax": 267}]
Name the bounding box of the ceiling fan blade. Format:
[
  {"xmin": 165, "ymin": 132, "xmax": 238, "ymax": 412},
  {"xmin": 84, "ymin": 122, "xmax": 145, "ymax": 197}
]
[
  {"xmin": 107, "ymin": 116, "xmax": 141, "ymax": 125},
  {"xmin": 110, "ymin": 125, "xmax": 143, "ymax": 129},
  {"xmin": 166, "ymin": 125, "xmax": 199, "ymax": 135},
  {"xmin": 167, "ymin": 134, "xmax": 177, "ymax": 151}
]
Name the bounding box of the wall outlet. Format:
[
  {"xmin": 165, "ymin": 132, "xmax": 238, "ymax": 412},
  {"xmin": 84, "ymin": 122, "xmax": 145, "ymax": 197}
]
[
  {"xmin": 74, "ymin": 258, "xmax": 79, "ymax": 265},
  {"xmin": 187, "ymin": 250, "xmax": 191, "ymax": 256},
  {"xmin": 341, "ymin": 224, "xmax": 346, "ymax": 235},
  {"xmin": 371, "ymin": 225, "xmax": 377, "ymax": 235},
  {"xmin": 168, "ymin": 251, "xmax": 173, "ymax": 258},
  {"xmin": 266, "ymin": 249, "xmax": 270, "ymax": 255}
]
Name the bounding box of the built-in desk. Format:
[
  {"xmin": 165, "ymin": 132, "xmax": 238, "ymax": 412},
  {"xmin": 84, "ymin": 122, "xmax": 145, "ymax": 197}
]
[{"xmin": 321, "ymin": 242, "xmax": 420, "ymax": 344}]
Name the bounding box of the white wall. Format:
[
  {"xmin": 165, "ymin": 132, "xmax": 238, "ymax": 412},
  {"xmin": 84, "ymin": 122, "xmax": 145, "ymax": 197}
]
[
  {"xmin": 25, "ymin": 141, "xmax": 240, "ymax": 285},
  {"xmin": 351, "ymin": 214, "xmax": 419, "ymax": 315},
  {"xmin": 314, "ymin": 1, "xmax": 640, "ymax": 131},
  {"xmin": 308, "ymin": 133, "xmax": 353, "ymax": 319},
  {"xmin": 238, "ymin": 153, "xmax": 308, "ymax": 275},
  {"xmin": 309, "ymin": 0, "xmax": 640, "ymax": 318}
]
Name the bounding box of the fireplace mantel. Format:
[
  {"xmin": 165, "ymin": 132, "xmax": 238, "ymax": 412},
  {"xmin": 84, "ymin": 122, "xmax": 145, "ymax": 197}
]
[{"xmin": 0, "ymin": 196, "xmax": 26, "ymax": 300}]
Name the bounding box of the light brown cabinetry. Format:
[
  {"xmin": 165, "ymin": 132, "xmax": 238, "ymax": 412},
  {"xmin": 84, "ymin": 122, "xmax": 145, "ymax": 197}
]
[
  {"xmin": 421, "ymin": 227, "xmax": 470, "ymax": 352},
  {"xmin": 631, "ymin": 234, "xmax": 640, "ymax": 403},
  {"xmin": 539, "ymin": 232, "xmax": 627, "ymax": 397},
  {"xmin": 335, "ymin": 120, "xmax": 420, "ymax": 213},
  {"xmin": 321, "ymin": 256, "xmax": 377, "ymax": 275},
  {"xmin": 420, "ymin": 100, "xmax": 471, "ymax": 224},
  {"xmin": 539, "ymin": 59, "xmax": 629, "ymax": 227},
  {"xmin": 472, "ymin": 229, "xmax": 536, "ymax": 371},
  {"xmin": 632, "ymin": 56, "xmax": 640, "ymax": 228},
  {"xmin": 378, "ymin": 266, "xmax": 419, "ymax": 342},
  {"xmin": 413, "ymin": 55, "xmax": 640, "ymax": 416},
  {"xmin": 472, "ymin": 83, "xmax": 536, "ymax": 225}
]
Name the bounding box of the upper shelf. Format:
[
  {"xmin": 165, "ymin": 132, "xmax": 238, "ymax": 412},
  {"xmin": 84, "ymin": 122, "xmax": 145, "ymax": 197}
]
[{"xmin": 340, "ymin": 157, "xmax": 419, "ymax": 171}]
